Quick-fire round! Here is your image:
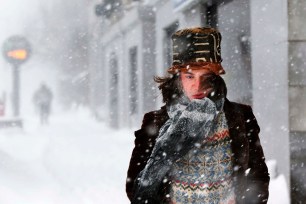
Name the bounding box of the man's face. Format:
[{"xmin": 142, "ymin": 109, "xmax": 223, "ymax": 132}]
[{"xmin": 180, "ymin": 67, "xmax": 215, "ymax": 100}]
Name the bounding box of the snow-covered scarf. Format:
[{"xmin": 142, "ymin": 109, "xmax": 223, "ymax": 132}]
[{"xmin": 132, "ymin": 95, "xmax": 224, "ymax": 204}]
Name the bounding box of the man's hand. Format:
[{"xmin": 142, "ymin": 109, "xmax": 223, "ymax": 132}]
[{"xmin": 204, "ymin": 74, "xmax": 226, "ymax": 102}]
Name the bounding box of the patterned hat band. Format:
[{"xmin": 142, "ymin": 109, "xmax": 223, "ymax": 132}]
[
  {"xmin": 168, "ymin": 62, "xmax": 225, "ymax": 75},
  {"xmin": 167, "ymin": 27, "xmax": 225, "ymax": 75}
]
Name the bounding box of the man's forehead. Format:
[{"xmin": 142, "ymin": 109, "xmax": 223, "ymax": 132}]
[{"xmin": 182, "ymin": 69, "xmax": 214, "ymax": 76}]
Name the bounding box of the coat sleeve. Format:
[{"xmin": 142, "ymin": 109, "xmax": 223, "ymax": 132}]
[
  {"xmin": 125, "ymin": 112, "xmax": 159, "ymax": 201},
  {"xmin": 244, "ymin": 106, "xmax": 270, "ymax": 204}
]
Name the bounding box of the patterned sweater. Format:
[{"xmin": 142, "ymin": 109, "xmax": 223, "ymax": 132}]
[{"xmin": 168, "ymin": 110, "xmax": 235, "ymax": 204}]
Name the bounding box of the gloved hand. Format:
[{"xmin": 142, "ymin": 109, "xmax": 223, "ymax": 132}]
[{"xmin": 203, "ymin": 74, "xmax": 226, "ymax": 102}]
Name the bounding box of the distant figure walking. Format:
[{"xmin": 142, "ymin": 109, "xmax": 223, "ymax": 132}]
[{"xmin": 33, "ymin": 83, "xmax": 53, "ymax": 125}]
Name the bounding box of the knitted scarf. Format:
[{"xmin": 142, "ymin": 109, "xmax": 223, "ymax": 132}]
[{"xmin": 132, "ymin": 95, "xmax": 224, "ymax": 204}]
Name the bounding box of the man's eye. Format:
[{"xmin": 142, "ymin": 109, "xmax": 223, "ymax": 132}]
[{"xmin": 185, "ymin": 75, "xmax": 193, "ymax": 79}]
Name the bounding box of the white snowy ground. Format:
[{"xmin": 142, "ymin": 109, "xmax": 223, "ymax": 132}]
[{"xmin": 0, "ymin": 108, "xmax": 289, "ymax": 204}]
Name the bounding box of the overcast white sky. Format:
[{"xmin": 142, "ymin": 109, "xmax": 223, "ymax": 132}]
[{"xmin": 0, "ymin": 0, "xmax": 41, "ymax": 38}]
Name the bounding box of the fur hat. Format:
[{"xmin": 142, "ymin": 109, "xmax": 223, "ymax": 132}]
[{"xmin": 167, "ymin": 27, "xmax": 225, "ymax": 75}]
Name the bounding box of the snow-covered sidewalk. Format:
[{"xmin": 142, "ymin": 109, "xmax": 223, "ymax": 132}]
[
  {"xmin": 0, "ymin": 109, "xmax": 132, "ymax": 204},
  {"xmin": 0, "ymin": 109, "xmax": 289, "ymax": 203}
]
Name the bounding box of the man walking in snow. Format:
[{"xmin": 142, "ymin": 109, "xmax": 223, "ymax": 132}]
[
  {"xmin": 33, "ymin": 83, "xmax": 53, "ymax": 125},
  {"xmin": 126, "ymin": 27, "xmax": 269, "ymax": 204}
]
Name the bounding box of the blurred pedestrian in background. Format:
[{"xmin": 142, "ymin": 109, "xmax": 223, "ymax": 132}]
[
  {"xmin": 33, "ymin": 83, "xmax": 53, "ymax": 125},
  {"xmin": 126, "ymin": 27, "xmax": 269, "ymax": 204}
]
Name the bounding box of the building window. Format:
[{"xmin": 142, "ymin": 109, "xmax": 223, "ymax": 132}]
[
  {"xmin": 109, "ymin": 53, "xmax": 119, "ymax": 128},
  {"xmin": 109, "ymin": 53, "xmax": 118, "ymax": 93},
  {"xmin": 201, "ymin": 2, "xmax": 218, "ymax": 27},
  {"xmin": 163, "ymin": 22, "xmax": 179, "ymax": 68},
  {"xmin": 95, "ymin": 0, "xmax": 122, "ymax": 18},
  {"xmin": 129, "ymin": 47, "xmax": 138, "ymax": 115}
]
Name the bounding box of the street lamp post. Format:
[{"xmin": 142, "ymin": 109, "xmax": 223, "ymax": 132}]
[
  {"xmin": 2, "ymin": 36, "xmax": 31, "ymax": 119},
  {"xmin": 12, "ymin": 64, "xmax": 20, "ymax": 116}
]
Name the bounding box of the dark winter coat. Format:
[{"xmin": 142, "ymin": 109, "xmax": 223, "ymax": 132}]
[{"xmin": 126, "ymin": 99, "xmax": 270, "ymax": 204}]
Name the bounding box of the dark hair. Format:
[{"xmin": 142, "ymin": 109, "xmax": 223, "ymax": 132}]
[
  {"xmin": 154, "ymin": 74, "xmax": 183, "ymax": 105},
  {"xmin": 154, "ymin": 73, "xmax": 227, "ymax": 105}
]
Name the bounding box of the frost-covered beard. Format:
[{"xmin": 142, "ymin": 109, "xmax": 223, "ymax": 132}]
[{"xmin": 132, "ymin": 95, "xmax": 225, "ymax": 204}]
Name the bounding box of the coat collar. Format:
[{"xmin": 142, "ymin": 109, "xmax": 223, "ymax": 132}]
[
  {"xmin": 223, "ymin": 98, "xmax": 249, "ymax": 170},
  {"xmin": 223, "ymin": 98, "xmax": 243, "ymax": 129}
]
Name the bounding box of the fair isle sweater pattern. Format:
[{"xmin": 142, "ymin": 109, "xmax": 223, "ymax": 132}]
[
  {"xmin": 132, "ymin": 97, "xmax": 226, "ymax": 204},
  {"xmin": 169, "ymin": 111, "xmax": 235, "ymax": 204}
]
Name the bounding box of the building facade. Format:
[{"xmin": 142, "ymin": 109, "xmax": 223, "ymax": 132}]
[
  {"xmin": 251, "ymin": 0, "xmax": 306, "ymax": 202},
  {"xmin": 89, "ymin": 0, "xmax": 306, "ymax": 202}
]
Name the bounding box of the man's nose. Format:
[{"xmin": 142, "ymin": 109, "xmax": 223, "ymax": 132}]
[{"xmin": 193, "ymin": 78, "xmax": 201, "ymax": 91}]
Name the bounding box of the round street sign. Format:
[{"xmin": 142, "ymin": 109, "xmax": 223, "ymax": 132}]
[{"xmin": 2, "ymin": 36, "xmax": 31, "ymax": 65}]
